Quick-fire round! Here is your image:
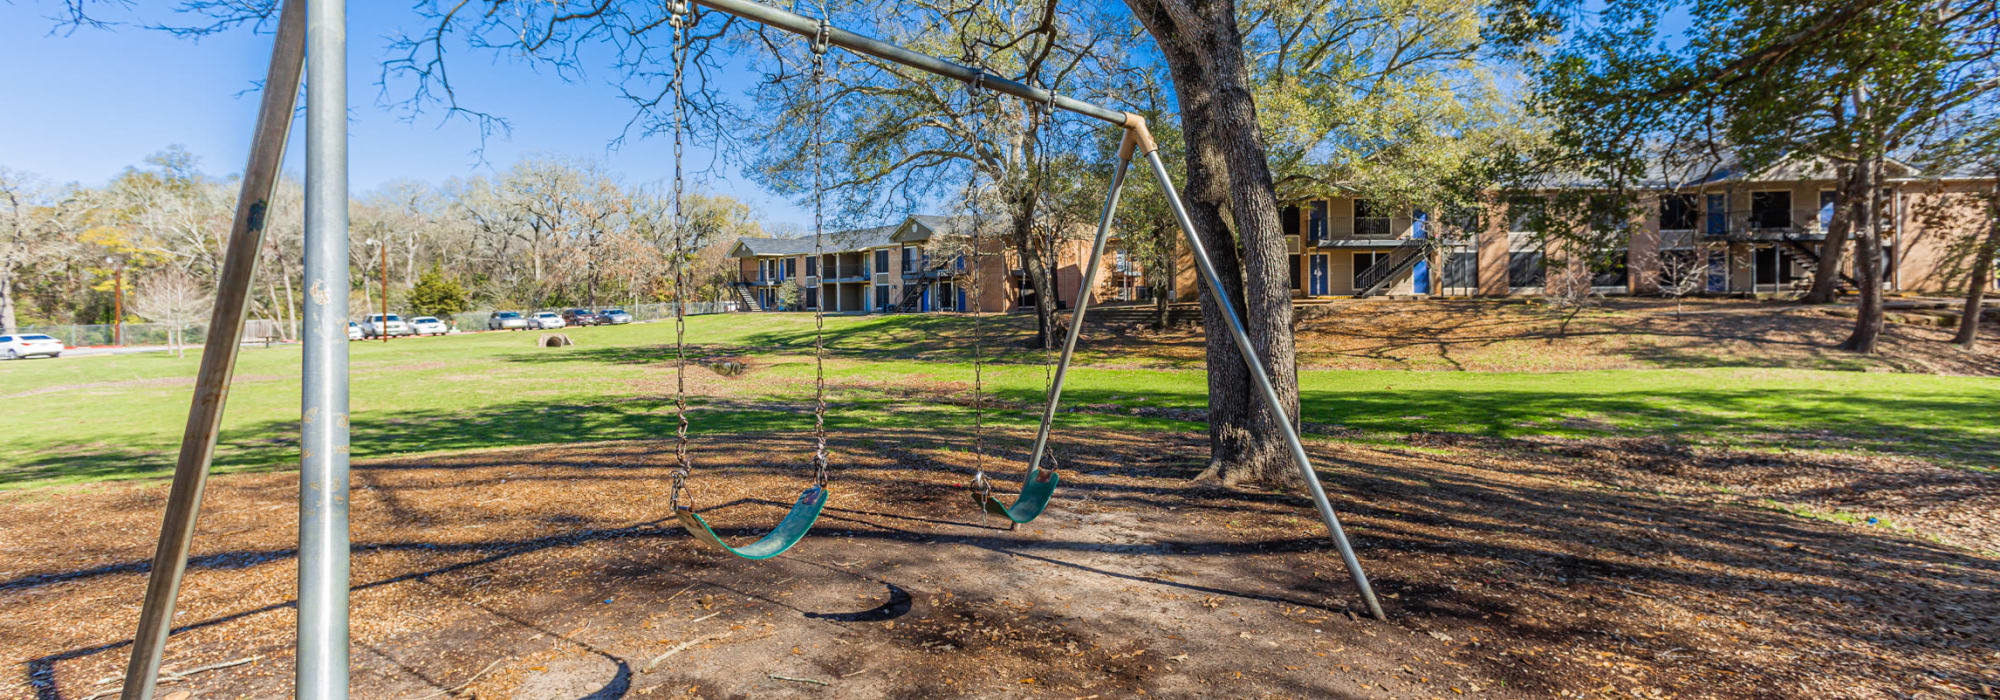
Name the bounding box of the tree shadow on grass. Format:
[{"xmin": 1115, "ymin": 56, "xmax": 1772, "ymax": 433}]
[{"xmin": 8, "ymin": 366, "xmax": 1995, "ymax": 488}]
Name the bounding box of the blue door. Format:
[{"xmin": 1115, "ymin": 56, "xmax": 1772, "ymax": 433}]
[
  {"xmin": 1309, "ymin": 254, "xmax": 1329, "ymax": 296},
  {"xmin": 1411, "ymin": 209, "xmax": 1431, "ymax": 295},
  {"xmin": 920, "ymin": 285, "xmax": 931, "ymax": 312},
  {"xmin": 1706, "ymin": 249, "xmax": 1728, "ymax": 292},
  {"xmin": 957, "ymin": 289, "xmax": 967, "ymax": 311}
]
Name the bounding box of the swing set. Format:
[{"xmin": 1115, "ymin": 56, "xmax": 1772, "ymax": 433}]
[{"xmin": 116, "ymin": 1, "xmax": 1385, "ymax": 697}]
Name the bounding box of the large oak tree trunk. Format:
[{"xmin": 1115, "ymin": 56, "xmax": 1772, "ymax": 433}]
[
  {"xmin": 1804, "ymin": 163, "xmax": 1864, "ymax": 304},
  {"xmin": 1125, "ymin": 0, "xmax": 1303, "ymax": 486},
  {"xmin": 1953, "ymin": 179, "xmax": 2000, "ymax": 350},
  {"xmin": 1842, "ymin": 157, "xmax": 1885, "ymax": 353},
  {"xmin": 1007, "ymin": 194, "xmax": 1060, "ymax": 350}
]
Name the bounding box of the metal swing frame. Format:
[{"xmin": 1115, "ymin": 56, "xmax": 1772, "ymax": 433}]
[{"xmin": 118, "ymin": 1, "xmax": 1384, "ymax": 698}]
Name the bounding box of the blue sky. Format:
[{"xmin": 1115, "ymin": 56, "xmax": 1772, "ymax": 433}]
[{"xmin": 0, "ymin": 4, "xmax": 811, "ymax": 226}]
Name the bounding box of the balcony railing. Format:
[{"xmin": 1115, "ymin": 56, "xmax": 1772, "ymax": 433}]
[{"xmin": 1695, "ymin": 210, "xmax": 1835, "ymax": 242}]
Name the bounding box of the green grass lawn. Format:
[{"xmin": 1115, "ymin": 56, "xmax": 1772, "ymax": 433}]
[{"xmin": 2, "ymin": 313, "xmax": 1995, "ymax": 490}]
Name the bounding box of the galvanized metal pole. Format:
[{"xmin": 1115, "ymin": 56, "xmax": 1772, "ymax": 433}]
[
  {"xmin": 300, "ymin": 0, "xmax": 352, "ymax": 695},
  {"xmin": 1139, "ymin": 148, "xmax": 1388, "ymax": 621},
  {"xmin": 690, "ymin": 0, "xmax": 1126, "ymax": 126},
  {"xmin": 119, "ymin": 2, "xmax": 307, "ymax": 697},
  {"xmin": 1025, "ymin": 151, "xmax": 1132, "ymax": 476}
]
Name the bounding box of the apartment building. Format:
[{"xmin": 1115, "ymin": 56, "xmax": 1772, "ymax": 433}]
[
  {"xmin": 1247, "ymin": 157, "xmax": 1998, "ymax": 301},
  {"xmin": 728, "ymin": 215, "xmax": 1132, "ymax": 313}
]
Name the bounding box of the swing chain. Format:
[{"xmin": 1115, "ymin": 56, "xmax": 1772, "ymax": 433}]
[
  {"xmin": 668, "ymin": 0, "xmax": 692, "ymax": 496},
  {"xmin": 809, "ymin": 19, "xmax": 830, "ymax": 488},
  {"xmin": 962, "ymin": 48, "xmax": 988, "ymax": 488},
  {"xmin": 1032, "ymin": 75, "xmax": 1060, "ymax": 475}
]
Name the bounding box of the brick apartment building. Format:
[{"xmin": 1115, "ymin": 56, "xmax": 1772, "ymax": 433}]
[
  {"xmin": 728, "ymin": 215, "xmax": 1143, "ymax": 313},
  {"xmin": 1269, "ymin": 158, "xmax": 1998, "ymax": 301},
  {"xmin": 730, "ymin": 160, "xmax": 1995, "ymax": 314}
]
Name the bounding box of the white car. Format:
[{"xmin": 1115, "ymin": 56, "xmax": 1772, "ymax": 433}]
[
  {"xmin": 409, "ymin": 316, "xmax": 449, "ymax": 336},
  {"xmin": 0, "ymin": 333, "xmax": 63, "ymax": 360},
  {"xmin": 530, "ymin": 311, "xmax": 565, "ymax": 329},
  {"xmin": 361, "ymin": 313, "xmax": 412, "ymax": 338},
  {"xmin": 347, "ymin": 322, "xmax": 363, "ymax": 341}
]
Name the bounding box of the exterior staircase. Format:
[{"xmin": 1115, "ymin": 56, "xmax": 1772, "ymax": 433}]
[
  {"xmin": 893, "ymin": 260, "xmax": 955, "ymax": 312},
  {"xmin": 1354, "ymin": 239, "xmax": 1431, "ymax": 297},
  {"xmin": 732, "ymin": 281, "xmax": 763, "ymax": 312},
  {"xmin": 1779, "ymin": 238, "xmax": 1857, "ymax": 292}
]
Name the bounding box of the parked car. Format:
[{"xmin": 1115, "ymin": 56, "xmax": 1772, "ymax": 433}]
[
  {"xmin": 599, "ymin": 308, "xmax": 634, "ymax": 325},
  {"xmin": 488, "ymin": 311, "xmax": 530, "ymax": 331},
  {"xmin": 530, "ymin": 311, "xmax": 565, "ymax": 329},
  {"xmin": 561, "ymin": 308, "xmax": 601, "ymax": 327},
  {"xmin": 347, "ymin": 322, "xmax": 363, "ymax": 341},
  {"xmin": 0, "ymin": 334, "xmax": 63, "ymax": 360},
  {"xmin": 360, "ymin": 313, "xmax": 412, "ymax": 338},
  {"xmin": 409, "ymin": 316, "xmax": 449, "ymax": 336}
]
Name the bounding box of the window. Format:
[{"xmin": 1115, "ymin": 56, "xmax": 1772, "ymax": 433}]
[
  {"xmin": 1508, "ymin": 251, "xmax": 1545, "ymax": 288},
  {"xmin": 1288, "ymin": 254, "xmax": 1302, "ymax": 290},
  {"xmin": 1705, "ymin": 194, "xmax": 1727, "ymax": 235},
  {"xmin": 875, "ymin": 284, "xmax": 890, "ymax": 310},
  {"xmin": 806, "ymin": 256, "xmax": 818, "ymax": 276},
  {"xmin": 1754, "ymin": 247, "xmax": 1779, "ymax": 285},
  {"xmin": 874, "ymin": 249, "xmax": 890, "ymax": 274},
  {"xmin": 1750, "ymin": 191, "xmax": 1792, "ymax": 229},
  {"xmin": 1660, "ymin": 194, "xmax": 1698, "ymax": 231},
  {"xmin": 1281, "ymin": 205, "xmax": 1301, "ymax": 237},
  {"xmin": 784, "ymin": 258, "xmax": 797, "ymax": 278},
  {"xmin": 1507, "ymin": 196, "xmax": 1542, "ymax": 233},
  {"xmin": 1659, "ymin": 250, "xmax": 1700, "ymax": 289},
  {"xmin": 1818, "ymin": 191, "xmax": 1838, "ymax": 229},
  {"xmin": 1589, "ymin": 194, "xmax": 1626, "ymax": 232},
  {"xmin": 902, "ymin": 246, "xmax": 919, "ymax": 273},
  {"xmin": 1593, "ymin": 252, "xmax": 1629, "ymax": 288},
  {"xmin": 805, "ymin": 288, "xmax": 819, "ymax": 309},
  {"xmin": 1352, "ymin": 251, "xmax": 1388, "ymax": 288},
  {"xmin": 1308, "ymin": 201, "xmax": 1328, "ymax": 243},
  {"xmin": 1444, "ymin": 251, "xmax": 1477, "ymax": 289},
  {"xmin": 1354, "ymin": 200, "xmax": 1392, "ymax": 238}
]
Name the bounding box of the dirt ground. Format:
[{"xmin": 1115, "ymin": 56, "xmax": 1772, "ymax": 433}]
[
  {"xmin": 1087, "ymin": 298, "xmax": 2000, "ymax": 375},
  {"xmin": 4, "ymin": 426, "xmax": 1995, "ymax": 699}
]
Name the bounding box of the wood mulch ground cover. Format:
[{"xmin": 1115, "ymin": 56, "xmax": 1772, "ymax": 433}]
[{"xmin": 2, "ymin": 427, "xmax": 1994, "ymax": 699}]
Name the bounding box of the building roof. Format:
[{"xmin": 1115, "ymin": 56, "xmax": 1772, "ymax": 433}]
[
  {"xmin": 727, "ymin": 223, "xmax": 902, "ymax": 258},
  {"xmin": 890, "ymin": 214, "xmax": 1007, "ymax": 243}
]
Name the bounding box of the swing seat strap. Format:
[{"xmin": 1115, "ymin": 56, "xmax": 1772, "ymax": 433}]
[{"xmin": 677, "ymin": 486, "xmax": 830, "ymax": 560}]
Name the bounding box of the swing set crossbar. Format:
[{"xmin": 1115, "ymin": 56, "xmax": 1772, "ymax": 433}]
[{"xmin": 689, "ymin": 0, "xmax": 1385, "ymax": 621}]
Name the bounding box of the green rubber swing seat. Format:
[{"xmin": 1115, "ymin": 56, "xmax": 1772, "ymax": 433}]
[
  {"xmin": 676, "ymin": 486, "xmax": 829, "ymax": 560},
  {"xmin": 975, "ymin": 469, "xmax": 1060, "ymax": 524}
]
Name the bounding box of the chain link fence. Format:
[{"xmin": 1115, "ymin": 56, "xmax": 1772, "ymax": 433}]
[
  {"xmin": 11, "ymin": 303, "xmax": 739, "ymax": 348},
  {"xmin": 12, "ymin": 322, "xmax": 214, "ymax": 348}
]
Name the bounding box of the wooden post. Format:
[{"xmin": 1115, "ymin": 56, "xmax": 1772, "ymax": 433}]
[
  {"xmin": 113, "ymin": 265, "xmax": 123, "ymax": 346},
  {"xmin": 119, "ymin": 1, "xmax": 307, "ymax": 696}
]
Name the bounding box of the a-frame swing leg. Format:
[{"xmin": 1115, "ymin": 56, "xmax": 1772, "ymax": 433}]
[
  {"xmin": 1021, "ymin": 133, "xmax": 1132, "ymax": 482},
  {"xmin": 1135, "ymin": 136, "xmax": 1389, "ymax": 622},
  {"xmin": 118, "ymin": 2, "xmax": 310, "ymax": 698}
]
